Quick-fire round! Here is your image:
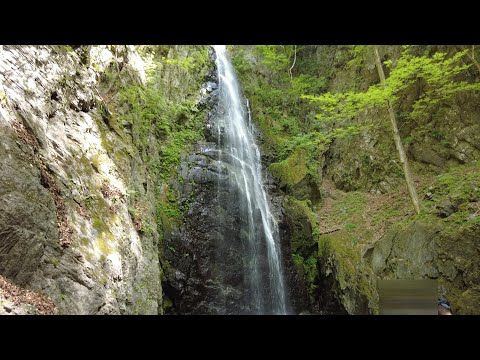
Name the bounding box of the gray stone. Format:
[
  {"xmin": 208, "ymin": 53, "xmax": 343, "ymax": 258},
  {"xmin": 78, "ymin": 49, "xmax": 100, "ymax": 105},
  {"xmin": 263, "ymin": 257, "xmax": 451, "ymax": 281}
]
[
  {"xmin": 0, "ymin": 45, "xmax": 162, "ymax": 314},
  {"xmin": 457, "ymin": 124, "xmax": 480, "ymax": 149},
  {"xmin": 365, "ymin": 220, "xmax": 480, "ymax": 314},
  {"xmin": 410, "ymin": 144, "xmax": 446, "ymax": 168},
  {"xmin": 436, "ymin": 200, "xmax": 458, "ymax": 218}
]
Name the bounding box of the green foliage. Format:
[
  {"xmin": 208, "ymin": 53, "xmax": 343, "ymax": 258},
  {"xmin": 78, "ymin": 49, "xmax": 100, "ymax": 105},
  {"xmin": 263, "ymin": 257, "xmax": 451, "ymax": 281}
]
[
  {"xmin": 279, "ymin": 132, "xmax": 329, "ymax": 158},
  {"xmin": 430, "ymin": 129, "xmax": 445, "ymax": 140},
  {"xmin": 344, "ymin": 223, "xmax": 357, "ymax": 232},
  {"xmin": 403, "ymin": 135, "xmax": 415, "ymax": 145},
  {"xmin": 230, "ymin": 47, "xmax": 255, "ymax": 75},
  {"xmin": 346, "ymin": 45, "xmax": 372, "ymax": 69},
  {"xmin": 163, "ymin": 56, "xmax": 196, "ymax": 70},
  {"xmin": 63, "ymin": 45, "xmax": 75, "ymax": 53},
  {"xmin": 118, "ymin": 68, "xmax": 206, "ymax": 182},
  {"xmin": 128, "ymin": 206, "xmax": 139, "ymax": 217},
  {"xmin": 389, "ymin": 49, "xmax": 480, "ymax": 120},
  {"xmin": 51, "ymin": 258, "xmax": 60, "ymax": 267},
  {"xmin": 125, "ymin": 187, "xmax": 140, "ymax": 199},
  {"xmin": 305, "ymin": 47, "xmax": 480, "ymax": 133},
  {"xmin": 291, "ymin": 74, "xmax": 328, "ymax": 95},
  {"xmin": 156, "ymin": 186, "xmax": 183, "ymax": 239},
  {"xmin": 292, "ymin": 253, "xmax": 318, "ymax": 300},
  {"xmin": 256, "ymin": 45, "xmax": 290, "ymax": 73},
  {"xmin": 162, "ymin": 49, "xmax": 208, "ymax": 73},
  {"xmin": 302, "ymin": 86, "xmax": 386, "ymax": 123},
  {"xmin": 297, "ymin": 46, "xmax": 480, "ymax": 207},
  {"xmin": 230, "ymin": 45, "xmax": 334, "ymax": 174}
]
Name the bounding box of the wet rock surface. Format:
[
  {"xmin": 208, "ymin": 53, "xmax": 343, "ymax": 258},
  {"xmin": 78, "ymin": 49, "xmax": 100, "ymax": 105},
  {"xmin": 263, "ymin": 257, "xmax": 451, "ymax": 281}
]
[{"xmin": 163, "ymin": 49, "xmax": 307, "ymax": 314}]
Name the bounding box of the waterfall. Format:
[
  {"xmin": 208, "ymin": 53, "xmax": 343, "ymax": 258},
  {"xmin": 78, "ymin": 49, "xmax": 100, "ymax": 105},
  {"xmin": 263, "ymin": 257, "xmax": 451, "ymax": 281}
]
[{"xmin": 213, "ymin": 45, "xmax": 287, "ymax": 314}]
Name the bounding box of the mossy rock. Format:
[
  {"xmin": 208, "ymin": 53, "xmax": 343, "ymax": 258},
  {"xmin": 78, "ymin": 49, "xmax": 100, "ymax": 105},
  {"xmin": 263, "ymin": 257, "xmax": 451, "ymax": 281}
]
[
  {"xmin": 455, "ymin": 287, "xmax": 480, "ymax": 315},
  {"xmin": 269, "ymin": 149, "xmax": 321, "ymax": 202},
  {"xmin": 283, "ymin": 196, "xmax": 319, "ymax": 257},
  {"xmin": 269, "ymin": 149, "xmax": 308, "ymax": 188},
  {"xmin": 318, "ymin": 230, "xmax": 379, "ymax": 314},
  {"xmin": 366, "ymin": 217, "xmax": 480, "ymax": 314},
  {"xmin": 283, "ymin": 196, "xmax": 325, "ymax": 303}
]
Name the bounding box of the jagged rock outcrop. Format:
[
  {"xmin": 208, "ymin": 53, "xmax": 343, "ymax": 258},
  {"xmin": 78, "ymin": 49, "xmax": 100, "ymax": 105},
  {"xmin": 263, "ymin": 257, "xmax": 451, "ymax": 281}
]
[
  {"xmin": 0, "ymin": 45, "xmax": 162, "ymax": 314},
  {"xmin": 364, "ymin": 221, "xmax": 480, "ymax": 314}
]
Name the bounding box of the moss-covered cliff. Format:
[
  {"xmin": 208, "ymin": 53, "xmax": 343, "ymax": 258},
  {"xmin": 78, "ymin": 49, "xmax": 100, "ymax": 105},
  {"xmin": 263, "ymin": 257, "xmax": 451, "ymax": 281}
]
[
  {"xmin": 1, "ymin": 44, "xmax": 478, "ymax": 315},
  {"xmin": 231, "ymin": 45, "xmax": 480, "ymax": 314},
  {"xmin": 0, "ymin": 45, "xmax": 211, "ymax": 314}
]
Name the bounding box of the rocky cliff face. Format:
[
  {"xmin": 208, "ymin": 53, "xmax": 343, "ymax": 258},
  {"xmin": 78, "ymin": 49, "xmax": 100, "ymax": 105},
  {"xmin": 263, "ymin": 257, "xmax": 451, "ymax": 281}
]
[
  {"xmin": 1, "ymin": 45, "xmax": 478, "ymax": 315},
  {"xmin": 0, "ymin": 45, "xmax": 162, "ymax": 314},
  {"xmin": 162, "ymin": 50, "xmax": 308, "ymax": 314},
  {"xmin": 1, "ymin": 44, "xmax": 301, "ymax": 315},
  {"xmin": 230, "ymin": 45, "xmax": 480, "ymax": 314},
  {"xmin": 315, "ymin": 46, "xmax": 480, "ymax": 314}
]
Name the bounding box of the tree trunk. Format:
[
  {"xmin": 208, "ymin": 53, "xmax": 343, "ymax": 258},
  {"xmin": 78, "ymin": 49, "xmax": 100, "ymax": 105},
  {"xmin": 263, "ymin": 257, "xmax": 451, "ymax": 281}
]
[
  {"xmin": 456, "ymin": 45, "xmax": 480, "ymax": 73},
  {"xmin": 468, "ymin": 45, "xmax": 480, "ymax": 73},
  {"xmin": 289, "ymin": 45, "xmax": 297, "ymax": 79},
  {"xmin": 373, "ymin": 46, "xmax": 421, "ymax": 214}
]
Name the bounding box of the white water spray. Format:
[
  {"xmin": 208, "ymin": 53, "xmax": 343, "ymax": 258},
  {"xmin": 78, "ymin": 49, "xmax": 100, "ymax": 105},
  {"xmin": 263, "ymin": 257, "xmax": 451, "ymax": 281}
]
[{"xmin": 213, "ymin": 45, "xmax": 287, "ymax": 314}]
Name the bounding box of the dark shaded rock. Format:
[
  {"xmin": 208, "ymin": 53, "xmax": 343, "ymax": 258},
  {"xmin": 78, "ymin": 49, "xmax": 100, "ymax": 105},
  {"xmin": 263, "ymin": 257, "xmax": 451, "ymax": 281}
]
[
  {"xmin": 164, "ymin": 148, "xmax": 256, "ymax": 314},
  {"xmin": 50, "ymin": 91, "xmax": 60, "ymax": 101},
  {"xmin": 78, "ymin": 98, "xmax": 95, "ymax": 113},
  {"xmin": 163, "ymin": 48, "xmax": 304, "ymax": 314},
  {"xmin": 68, "ymin": 102, "xmax": 80, "ymax": 112},
  {"xmin": 291, "ymin": 174, "xmax": 322, "ymax": 203},
  {"xmin": 279, "ymin": 199, "xmax": 312, "ymax": 314},
  {"xmin": 410, "ymin": 144, "xmax": 446, "ymax": 168},
  {"xmin": 457, "ymin": 124, "xmax": 480, "ymax": 149},
  {"xmin": 436, "ymin": 200, "xmax": 458, "ymax": 218}
]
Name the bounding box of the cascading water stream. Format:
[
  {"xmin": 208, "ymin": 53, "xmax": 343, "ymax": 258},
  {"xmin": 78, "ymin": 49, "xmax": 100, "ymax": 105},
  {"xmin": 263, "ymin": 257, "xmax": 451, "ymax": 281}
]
[{"xmin": 213, "ymin": 45, "xmax": 287, "ymax": 314}]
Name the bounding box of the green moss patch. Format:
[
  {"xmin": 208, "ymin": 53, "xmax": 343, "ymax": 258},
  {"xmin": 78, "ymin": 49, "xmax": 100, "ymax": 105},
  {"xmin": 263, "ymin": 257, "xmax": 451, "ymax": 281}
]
[
  {"xmin": 92, "ymin": 215, "xmax": 114, "ymax": 255},
  {"xmin": 318, "ymin": 231, "xmax": 379, "ymax": 313},
  {"xmin": 269, "ymin": 149, "xmax": 307, "ymax": 188},
  {"xmin": 284, "ymin": 196, "xmax": 319, "ymax": 255}
]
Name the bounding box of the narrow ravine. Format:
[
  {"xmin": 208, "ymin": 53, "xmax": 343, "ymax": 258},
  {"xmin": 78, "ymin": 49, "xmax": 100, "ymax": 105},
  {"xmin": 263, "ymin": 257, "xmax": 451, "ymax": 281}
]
[
  {"xmin": 2, "ymin": 45, "xmax": 479, "ymax": 315},
  {"xmin": 213, "ymin": 45, "xmax": 288, "ymax": 314}
]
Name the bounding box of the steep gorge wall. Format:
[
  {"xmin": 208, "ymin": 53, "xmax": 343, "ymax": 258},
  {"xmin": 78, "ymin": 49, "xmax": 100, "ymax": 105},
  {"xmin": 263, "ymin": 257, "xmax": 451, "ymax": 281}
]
[
  {"xmin": 0, "ymin": 45, "xmax": 162, "ymax": 314},
  {"xmin": 1, "ymin": 45, "xmax": 478, "ymax": 315},
  {"xmin": 0, "ymin": 45, "xmax": 210, "ymax": 314}
]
